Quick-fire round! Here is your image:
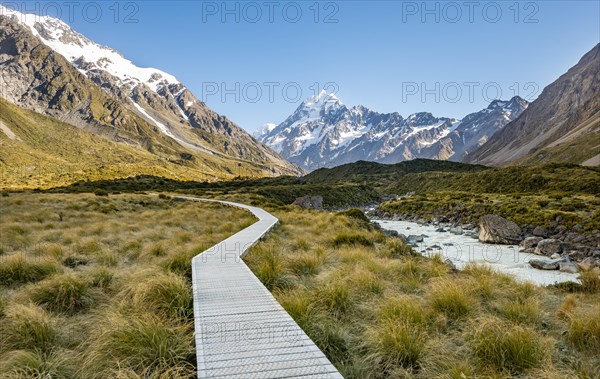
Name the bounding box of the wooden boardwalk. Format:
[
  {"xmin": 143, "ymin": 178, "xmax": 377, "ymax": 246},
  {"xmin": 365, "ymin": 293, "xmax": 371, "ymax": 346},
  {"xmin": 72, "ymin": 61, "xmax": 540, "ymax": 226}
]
[{"xmin": 179, "ymin": 197, "xmax": 343, "ymax": 379}]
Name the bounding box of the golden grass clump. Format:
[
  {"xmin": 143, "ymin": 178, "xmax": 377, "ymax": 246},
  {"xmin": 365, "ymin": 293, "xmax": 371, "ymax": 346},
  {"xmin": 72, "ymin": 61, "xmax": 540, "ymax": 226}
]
[
  {"xmin": 119, "ymin": 271, "xmax": 193, "ymax": 321},
  {"xmin": 82, "ymin": 313, "xmax": 195, "ymax": 378},
  {"xmin": 469, "ymin": 316, "xmax": 547, "ymax": 373},
  {"xmin": 567, "ymin": 306, "xmax": 600, "ymax": 352},
  {"xmin": 0, "ymin": 254, "xmax": 60, "ymax": 287},
  {"xmin": 29, "ymin": 274, "xmax": 96, "ymax": 315},
  {"xmin": 0, "ymin": 304, "xmax": 59, "ymax": 353},
  {"xmin": 364, "ymin": 320, "xmax": 427, "ymax": 372},
  {"xmin": 0, "ymin": 349, "xmax": 77, "ymax": 379},
  {"xmin": 428, "ymin": 279, "xmax": 474, "ymax": 320}
]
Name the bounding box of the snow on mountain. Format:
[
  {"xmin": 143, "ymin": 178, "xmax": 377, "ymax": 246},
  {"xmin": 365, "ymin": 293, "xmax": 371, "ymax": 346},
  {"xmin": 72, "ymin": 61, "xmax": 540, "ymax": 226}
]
[
  {"xmin": 253, "ymin": 123, "xmax": 278, "ymax": 140},
  {"xmin": 0, "ymin": 5, "xmax": 179, "ymax": 93},
  {"xmin": 258, "ymin": 92, "xmax": 528, "ymax": 170}
]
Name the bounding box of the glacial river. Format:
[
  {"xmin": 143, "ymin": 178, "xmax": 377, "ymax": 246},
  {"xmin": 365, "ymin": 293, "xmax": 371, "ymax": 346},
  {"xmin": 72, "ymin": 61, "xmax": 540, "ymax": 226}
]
[{"xmin": 375, "ymin": 219, "xmax": 580, "ymax": 286}]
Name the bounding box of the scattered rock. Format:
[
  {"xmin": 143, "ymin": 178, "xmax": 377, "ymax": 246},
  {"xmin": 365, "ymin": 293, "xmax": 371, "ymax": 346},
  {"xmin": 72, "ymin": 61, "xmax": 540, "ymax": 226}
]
[
  {"xmin": 444, "ymin": 258, "xmax": 457, "ymax": 270},
  {"xmin": 534, "ymin": 239, "xmax": 563, "ymax": 257},
  {"xmin": 449, "ymin": 227, "xmax": 463, "ymax": 235},
  {"xmin": 292, "ymin": 196, "xmax": 323, "ymax": 210},
  {"xmin": 559, "ymin": 261, "xmax": 579, "ymax": 273},
  {"xmin": 479, "ymin": 214, "xmax": 522, "ymax": 244},
  {"xmin": 407, "ymin": 235, "xmax": 424, "ymax": 243},
  {"xmin": 579, "ymin": 257, "xmax": 599, "ymax": 271},
  {"xmin": 520, "ymin": 236, "xmax": 543, "ymax": 252},
  {"xmin": 532, "ymin": 226, "xmax": 548, "ymax": 237},
  {"xmin": 435, "ymin": 227, "xmax": 446, "ymax": 232},
  {"xmin": 529, "ymin": 258, "xmax": 563, "ymax": 270},
  {"xmin": 550, "ymin": 253, "xmax": 562, "ymax": 260}
]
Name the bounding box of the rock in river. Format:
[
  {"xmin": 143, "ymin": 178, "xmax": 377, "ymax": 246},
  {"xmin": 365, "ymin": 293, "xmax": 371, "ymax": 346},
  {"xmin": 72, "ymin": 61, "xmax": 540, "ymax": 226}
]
[
  {"xmin": 529, "ymin": 258, "xmax": 563, "ymax": 270},
  {"xmin": 479, "ymin": 214, "xmax": 521, "ymax": 244}
]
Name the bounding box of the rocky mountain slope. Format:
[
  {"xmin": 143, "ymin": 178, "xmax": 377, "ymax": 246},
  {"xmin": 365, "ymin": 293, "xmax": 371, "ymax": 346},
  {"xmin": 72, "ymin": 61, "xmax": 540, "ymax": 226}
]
[
  {"xmin": 466, "ymin": 44, "xmax": 600, "ymax": 166},
  {"xmin": 257, "ymin": 91, "xmax": 527, "ymax": 171},
  {"xmin": 0, "ymin": 6, "xmax": 300, "ymax": 177}
]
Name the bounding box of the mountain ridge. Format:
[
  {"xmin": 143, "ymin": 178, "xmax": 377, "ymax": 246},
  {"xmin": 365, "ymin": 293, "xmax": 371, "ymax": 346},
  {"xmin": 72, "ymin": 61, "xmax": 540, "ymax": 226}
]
[
  {"xmin": 466, "ymin": 43, "xmax": 600, "ymax": 166},
  {"xmin": 0, "ymin": 5, "xmax": 302, "ymax": 177},
  {"xmin": 257, "ymin": 90, "xmax": 527, "ymax": 171}
]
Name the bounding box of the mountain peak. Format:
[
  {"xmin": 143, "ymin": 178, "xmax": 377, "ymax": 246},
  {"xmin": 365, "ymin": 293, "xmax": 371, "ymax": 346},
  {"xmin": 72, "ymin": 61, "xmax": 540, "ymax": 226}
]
[{"xmin": 303, "ymin": 90, "xmax": 343, "ymax": 110}]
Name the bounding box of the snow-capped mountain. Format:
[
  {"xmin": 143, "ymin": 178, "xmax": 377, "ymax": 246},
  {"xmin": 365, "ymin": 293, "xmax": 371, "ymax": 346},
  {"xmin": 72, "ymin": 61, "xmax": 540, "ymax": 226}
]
[
  {"xmin": 0, "ymin": 5, "xmax": 300, "ymax": 175},
  {"xmin": 258, "ymin": 91, "xmax": 528, "ymax": 170}
]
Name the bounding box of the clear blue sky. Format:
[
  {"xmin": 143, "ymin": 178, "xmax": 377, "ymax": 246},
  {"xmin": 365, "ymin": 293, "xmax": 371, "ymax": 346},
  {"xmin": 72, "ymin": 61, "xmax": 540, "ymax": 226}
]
[{"xmin": 6, "ymin": 0, "xmax": 600, "ymax": 132}]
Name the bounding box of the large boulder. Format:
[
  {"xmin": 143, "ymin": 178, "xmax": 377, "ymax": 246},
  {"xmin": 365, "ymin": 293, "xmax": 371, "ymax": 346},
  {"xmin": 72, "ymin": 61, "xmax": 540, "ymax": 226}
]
[
  {"xmin": 534, "ymin": 239, "xmax": 563, "ymax": 257},
  {"xmin": 292, "ymin": 196, "xmax": 323, "ymax": 210},
  {"xmin": 478, "ymin": 215, "xmax": 521, "ymax": 244}
]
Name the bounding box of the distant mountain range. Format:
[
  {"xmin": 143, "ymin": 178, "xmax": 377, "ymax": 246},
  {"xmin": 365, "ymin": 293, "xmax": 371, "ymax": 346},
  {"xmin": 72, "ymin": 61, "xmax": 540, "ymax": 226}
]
[
  {"xmin": 256, "ymin": 91, "xmax": 527, "ymax": 171},
  {"xmin": 0, "ymin": 5, "xmax": 301, "ymax": 183},
  {"xmin": 466, "ymin": 43, "xmax": 600, "ymax": 167}
]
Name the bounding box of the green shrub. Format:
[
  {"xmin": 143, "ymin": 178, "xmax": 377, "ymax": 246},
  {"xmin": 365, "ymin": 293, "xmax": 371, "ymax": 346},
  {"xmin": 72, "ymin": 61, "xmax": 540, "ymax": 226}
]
[{"xmin": 333, "ymin": 233, "xmax": 374, "ymax": 247}]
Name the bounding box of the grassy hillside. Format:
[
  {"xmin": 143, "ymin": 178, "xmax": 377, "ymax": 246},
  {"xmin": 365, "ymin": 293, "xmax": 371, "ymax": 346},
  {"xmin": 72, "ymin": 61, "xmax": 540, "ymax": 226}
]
[
  {"xmin": 0, "ymin": 99, "xmax": 290, "ymax": 189},
  {"xmin": 304, "ymin": 159, "xmax": 600, "ymax": 196},
  {"xmin": 305, "ymin": 159, "xmax": 489, "ymax": 186}
]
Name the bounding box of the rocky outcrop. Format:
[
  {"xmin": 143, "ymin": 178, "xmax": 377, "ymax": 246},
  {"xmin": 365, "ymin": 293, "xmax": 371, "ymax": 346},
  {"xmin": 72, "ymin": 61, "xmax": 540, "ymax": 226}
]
[
  {"xmin": 478, "ymin": 215, "xmax": 522, "ymax": 244},
  {"xmin": 292, "ymin": 196, "xmax": 324, "ymax": 210}
]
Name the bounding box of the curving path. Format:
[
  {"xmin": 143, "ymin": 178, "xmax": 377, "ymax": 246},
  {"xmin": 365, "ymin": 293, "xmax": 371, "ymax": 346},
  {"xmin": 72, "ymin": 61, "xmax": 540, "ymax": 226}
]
[{"xmin": 176, "ymin": 196, "xmax": 343, "ymax": 379}]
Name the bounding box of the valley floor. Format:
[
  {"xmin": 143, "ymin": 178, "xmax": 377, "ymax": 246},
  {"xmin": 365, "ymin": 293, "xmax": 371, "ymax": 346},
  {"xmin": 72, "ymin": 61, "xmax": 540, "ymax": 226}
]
[{"xmin": 0, "ymin": 192, "xmax": 598, "ymax": 379}]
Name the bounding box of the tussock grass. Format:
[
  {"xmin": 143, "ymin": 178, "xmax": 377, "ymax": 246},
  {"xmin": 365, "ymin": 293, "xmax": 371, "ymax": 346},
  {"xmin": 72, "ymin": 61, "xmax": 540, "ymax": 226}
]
[
  {"xmin": 1, "ymin": 304, "xmax": 58, "ymax": 353},
  {"xmin": 429, "ymin": 280, "xmax": 474, "ymax": 320},
  {"xmin": 89, "ymin": 267, "xmax": 114, "ymax": 289},
  {"xmin": 469, "ymin": 317, "xmax": 547, "ymax": 373},
  {"xmin": 245, "ymin": 244, "xmax": 291, "ymax": 290},
  {"xmin": 578, "ymin": 268, "xmax": 600, "ymax": 293},
  {"xmin": 0, "ymin": 254, "xmax": 60, "ymax": 286},
  {"xmin": 0, "ymin": 349, "xmax": 76, "ymax": 379},
  {"xmin": 497, "ymin": 298, "xmax": 541, "ymax": 325},
  {"xmin": 0, "ymin": 193, "xmax": 254, "ymax": 377},
  {"xmin": 376, "ymin": 296, "xmax": 430, "ymax": 328},
  {"xmin": 567, "ymin": 306, "xmax": 600, "ymax": 351},
  {"xmin": 287, "ymin": 251, "xmax": 325, "ymax": 276},
  {"xmin": 83, "ymin": 313, "xmax": 195, "ymax": 378},
  {"xmin": 29, "ymin": 274, "xmax": 95, "ymax": 314},
  {"xmin": 120, "ymin": 271, "xmax": 192, "ymax": 321},
  {"xmin": 364, "ymin": 320, "xmax": 427, "ymax": 371},
  {"xmin": 332, "ymin": 233, "xmax": 374, "ymax": 247}
]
